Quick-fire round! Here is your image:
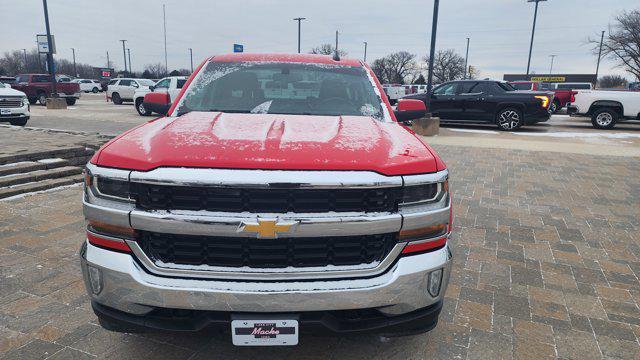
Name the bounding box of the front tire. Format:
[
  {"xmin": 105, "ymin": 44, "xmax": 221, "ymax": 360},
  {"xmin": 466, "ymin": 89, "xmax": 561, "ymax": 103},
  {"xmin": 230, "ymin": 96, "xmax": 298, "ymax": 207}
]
[
  {"xmin": 112, "ymin": 92, "xmax": 122, "ymax": 105},
  {"xmin": 591, "ymin": 108, "xmax": 618, "ymax": 129},
  {"xmin": 9, "ymin": 117, "xmax": 28, "ymax": 126},
  {"xmin": 65, "ymin": 98, "xmax": 76, "ymax": 106},
  {"xmin": 496, "ymin": 107, "xmax": 523, "ymax": 131},
  {"xmin": 38, "ymin": 92, "xmax": 47, "ymax": 106},
  {"xmin": 135, "ymin": 99, "xmax": 151, "ymax": 116},
  {"xmin": 550, "ymin": 100, "xmax": 560, "ymax": 114},
  {"xmin": 92, "ymin": 87, "xmax": 99, "ymax": 93}
]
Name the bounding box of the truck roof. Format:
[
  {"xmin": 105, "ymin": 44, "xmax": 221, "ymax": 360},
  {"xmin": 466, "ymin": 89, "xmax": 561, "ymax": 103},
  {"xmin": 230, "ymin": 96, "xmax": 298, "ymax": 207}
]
[{"xmin": 209, "ymin": 53, "xmax": 362, "ymax": 67}]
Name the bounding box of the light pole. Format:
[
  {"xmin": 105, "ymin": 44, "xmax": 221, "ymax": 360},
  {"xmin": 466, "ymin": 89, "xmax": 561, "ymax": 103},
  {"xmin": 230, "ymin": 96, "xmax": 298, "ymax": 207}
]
[
  {"xmin": 106, "ymin": 50, "xmax": 110, "ymax": 69},
  {"xmin": 595, "ymin": 30, "xmax": 605, "ymax": 85},
  {"xmin": 22, "ymin": 49, "xmax": 28, "ymax": 71},
  {"xmin": 119, "ymin": 40, "xmax": 127, "ymax": 74},
  {"xmin": 293, "ymin": 17, "xmax": 306, "ymax": 53},
  {"xmin": 188, "ymin": 48, "xmax": 193, "ymax": 73},
  {"xmin": 548, "ymin": 54, "xmax": 556, "ymax": 74},
  {"xmin": 426, "ymin": 0, "xmax": 440, "ymax": 95},
  {"xmin": 163, "ymin": 4, "xmax": 168, "ymax": 75},
  {"xmin": 127, "ymin": 48, "xmax": 132, "ymax": 75},
  {"xmin": 464, "ymin": 37, "xmax": 470, "ymax": 79},
  {"xmin": 363, "ymin": 41, "xmax": 367, "ymax": 62},
  {"xmin": 71, "ymin": 48, "xmax": 77, "ymax": 77},
  {"xmin": 526, "ymin": 0, "xmax": 547, "ymax": 75},
  {"xmin": 42, "ymin": 0, "xmax": 57, "ymax": 97}
]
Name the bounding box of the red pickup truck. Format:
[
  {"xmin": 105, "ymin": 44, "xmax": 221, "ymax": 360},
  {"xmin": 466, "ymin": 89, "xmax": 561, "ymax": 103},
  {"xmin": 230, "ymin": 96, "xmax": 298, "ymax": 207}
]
[
  {"xmin": 509, "ymin": 81, "xmax": 576, "ymax": 113},
  {"xmin": 12, "ymin": 74, "xmax": 81, "ymax": 106},
  {"xmin": 80, "ymin": 53, "xmax": 453, "ymax": 344}
]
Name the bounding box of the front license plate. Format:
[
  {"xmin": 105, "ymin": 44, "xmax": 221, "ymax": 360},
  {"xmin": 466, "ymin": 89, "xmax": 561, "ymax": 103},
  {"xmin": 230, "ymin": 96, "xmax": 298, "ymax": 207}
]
[
  {"xmin": 0, "ymin": 109, "xmax": 10, "ymax": 115},
  {"xmin": 231, "ymin": 319, "xmax": 298, "ymax": 346}
]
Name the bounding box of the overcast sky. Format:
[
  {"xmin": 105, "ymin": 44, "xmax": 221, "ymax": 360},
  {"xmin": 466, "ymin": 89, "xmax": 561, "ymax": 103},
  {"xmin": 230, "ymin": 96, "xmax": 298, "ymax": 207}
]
[{"xmin": 1, "ymin": 0, "xmax": 637, "ymax": 80}]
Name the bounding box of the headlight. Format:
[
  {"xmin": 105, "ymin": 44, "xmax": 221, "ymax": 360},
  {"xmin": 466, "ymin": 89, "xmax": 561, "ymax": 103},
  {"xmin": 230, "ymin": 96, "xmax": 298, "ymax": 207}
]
[
  {"xmin": 401, "ymin": 180, "xmax": 448, "ymax": 206},
  {"xmin": 22, "ymin": 97, "xmax": 29, "ymax": 106},
  {"xmin": 85, "ymin": 167, "xmax": 131, "ymax": 201}
]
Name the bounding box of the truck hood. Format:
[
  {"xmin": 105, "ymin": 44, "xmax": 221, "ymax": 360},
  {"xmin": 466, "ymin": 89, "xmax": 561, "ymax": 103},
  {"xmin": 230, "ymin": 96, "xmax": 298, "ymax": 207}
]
[
  {"xmin": 94, "ymin": 112, "xmax": 438, "ymax": 175},
  {"xmin": 0, "ymin": 86, "xmax": 26, "ymax": 97}
]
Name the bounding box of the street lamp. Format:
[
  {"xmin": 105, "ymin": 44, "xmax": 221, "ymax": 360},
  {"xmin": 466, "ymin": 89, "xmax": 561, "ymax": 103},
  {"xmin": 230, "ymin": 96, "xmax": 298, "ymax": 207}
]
[
  {"xmin": 189, "ymin": 48, "xmax": 194, "ymax": 73},
  {"xmin": 22, "ymin": 49, "xmax": 28, "ymax": 71},
  {"xmin": 293, "ymin": 17, "xmax": 306, "ymax": 53},
  {"xmin": 119, "ymin": 40, "xmax": 127, "ymax": 74},
  {"xmin": 464, "ymin": 37, "xmax": 470, "ymax": 79},
  {"xmin": 127, "ymin": 48, "xmax": 132, "ymax": 75},
  {"xmin": 71, "ymin": 48, "xmax": 77, "ymax": 77},
  {"xmin": 548, "ymin": 54, "xmax": 556, "ymax": 74},
  {"xmin": 526, "ymin": 0, "xmax": 547, "ymax": 75},
  {"xmin": 426, "ymin": 0, "xmax": 440, "ymax": 95}
]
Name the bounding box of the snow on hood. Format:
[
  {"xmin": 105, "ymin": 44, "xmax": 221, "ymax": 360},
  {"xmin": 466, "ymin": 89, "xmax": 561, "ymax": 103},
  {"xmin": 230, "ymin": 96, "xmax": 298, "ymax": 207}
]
[
  {"xmin": 0, "ymin": 86, "xmax": 26, "ymax": 97},
  {"xmin": 95, "ymin": 112, "xmax": 437, "ymax": 175}
]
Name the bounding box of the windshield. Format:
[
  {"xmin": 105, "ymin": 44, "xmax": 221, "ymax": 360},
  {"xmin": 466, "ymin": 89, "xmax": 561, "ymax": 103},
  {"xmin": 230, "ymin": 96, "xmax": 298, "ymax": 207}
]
[
  {"xmin": 174, "ymin": 61, "xmax": 385, "ymax": 120},
  {"xmin": 139, "ymin": 79, "xmax": 156, "ymax": 86}
]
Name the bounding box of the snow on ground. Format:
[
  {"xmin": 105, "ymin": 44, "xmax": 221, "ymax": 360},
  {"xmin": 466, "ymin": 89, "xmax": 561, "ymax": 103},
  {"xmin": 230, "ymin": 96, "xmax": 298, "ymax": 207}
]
[{"xmin": 512, "ymin": 132, "xmax": 640, "ymax": 139}]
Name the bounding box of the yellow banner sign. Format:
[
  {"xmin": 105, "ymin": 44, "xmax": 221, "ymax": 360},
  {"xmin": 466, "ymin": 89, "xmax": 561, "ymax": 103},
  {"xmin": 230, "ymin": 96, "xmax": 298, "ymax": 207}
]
[{"xmin": 530, "ymin": 76, "xmax": 566, "ymax": 82}]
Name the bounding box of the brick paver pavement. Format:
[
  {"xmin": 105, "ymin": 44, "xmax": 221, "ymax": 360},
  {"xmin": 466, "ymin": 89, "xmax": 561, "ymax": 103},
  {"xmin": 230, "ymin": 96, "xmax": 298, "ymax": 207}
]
[{"xmin": 0, "ymin": 144, "xmax": 639, "ymax": 359}]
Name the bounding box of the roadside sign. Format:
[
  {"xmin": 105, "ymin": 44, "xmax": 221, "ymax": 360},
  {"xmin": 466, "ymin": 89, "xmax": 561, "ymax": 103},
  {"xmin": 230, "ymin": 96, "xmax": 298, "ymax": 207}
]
[
  {"xmin": 531, "ymin": 76, "xmax": 566, "ymax": 82},
  {"xmin": 101, "ymin": 70, "xmax": 111, "ymax": 77},
  {"xmin": 233, "ymin": 44, "xmax": 244, "ymax": 53},
  {"xmin": 37, "ymin": 34, "xmax": 56, "ymax": 54}
]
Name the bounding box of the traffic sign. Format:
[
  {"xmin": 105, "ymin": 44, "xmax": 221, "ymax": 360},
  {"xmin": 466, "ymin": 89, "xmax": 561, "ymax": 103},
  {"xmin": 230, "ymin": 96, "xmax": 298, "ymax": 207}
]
[
  {"xmin": 37, "ymin": 34, "xmax": 56, "ymax": 54},
  {"xmin": 233, "ymin": 44, "xmax": 244, "ymax": 53}
]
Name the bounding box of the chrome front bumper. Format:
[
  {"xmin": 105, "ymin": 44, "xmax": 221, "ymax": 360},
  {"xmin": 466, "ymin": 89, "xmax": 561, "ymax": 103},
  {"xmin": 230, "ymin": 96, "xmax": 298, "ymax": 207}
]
[{"xmin": 80, "ymin": 241, "xmax": 452, "ymax": 316}]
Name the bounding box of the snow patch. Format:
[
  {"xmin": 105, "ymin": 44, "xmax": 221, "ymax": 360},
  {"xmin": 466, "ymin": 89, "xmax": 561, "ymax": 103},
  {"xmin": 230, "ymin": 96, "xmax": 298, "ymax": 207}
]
[
  {"xmin": 0, "ymin": 183, "xmax": 81, "ymax": 202},
  {"xmin": 37, "ymin": 158, "xmax": 65, "ymax": 164},
  {"xmin": 448, "ymin": 128, "xmax": 499, "ymax": 134},
  {"xmin": 513, "ymin": 131, "xmax": 640, "ymax": 139}
]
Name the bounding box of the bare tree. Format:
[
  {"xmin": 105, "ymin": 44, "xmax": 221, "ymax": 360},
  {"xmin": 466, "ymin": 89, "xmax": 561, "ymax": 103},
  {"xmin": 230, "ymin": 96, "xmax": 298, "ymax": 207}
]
[
  {"xmin": 424, "ymin": 49, "xmax": 466, "ymax": 84},
  {"xmin": 310, "ymin": 44, "xmax": 347, "ymax": 57},
  {"xmin": 370, "ymin": 51, "xmax": 417, "ymax": 84},
  {"xmin": 598, "ymin": 74, "xmax": 628, "ymax": 88},
  {"xmin": 590, "ymin": 10, "xmax": 640, "ymax": 80},
  {"xmin": 143, "ymin": 63, "xmax": 166, "ymax": 79}
]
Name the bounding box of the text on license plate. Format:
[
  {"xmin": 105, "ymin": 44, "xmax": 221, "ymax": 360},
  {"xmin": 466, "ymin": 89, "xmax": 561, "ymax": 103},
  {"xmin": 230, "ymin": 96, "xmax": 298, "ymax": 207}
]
[{"xmin": 231, "ymin": 319, "xmax": 298, "ymax": 346}]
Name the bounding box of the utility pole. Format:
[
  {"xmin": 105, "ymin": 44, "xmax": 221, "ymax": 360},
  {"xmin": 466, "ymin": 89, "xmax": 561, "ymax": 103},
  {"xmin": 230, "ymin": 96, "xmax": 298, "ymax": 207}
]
[
  {"xmin": 595, "ymin": 30, "xmax": 605, "ymax": 85},
  {"xmin": 188, "ymin": 48, "xmax": 193, "ymax": 73},
  {"xmin": 22, "ymin": 49, "xmax": 28, "ymax": 71},
  {"xmin": 548, "ymin": 54, "xmax": 556, "ymax": 74},
  {"xmin": 42, "ymin": 0, "xmax": 57, "ymax": 97},
  {"xmin": 71, "ymin": 48, "xmax": 77, "ymax": 77},
  {"xmin": 106, "ymin": 50, "xmax": 110, "ymax": 69},
  {"xmin": 333, "ymin": 30, "xmax": 339, "ymax": 59},
  {"xmin": 363, "ymin": 41, "xmax": 367, "ymax": 62},
  {"xmin": 426, "ymin": 0, "xmax": 440, "ymax": 95},
  {"xmin": 127, "ymin": 48, "xmax": 132, "ymax": 75},
  {"xmin": 163, "ymin": 4, "xmax": 168, "ymax": 75},
  {"xmin": 526, "ymin": 0, "xmax": 547, "ymax": 75},
  {"xmin": 119, "ymin": 40, "xmax": 127, "ymax": 74},
  {"xmin": 464, "ymin": 37, "xmax": 470, "ymax": 79},
  {"xmin": 293, "ymin": 17, "xmax": 306, "ymax": 53}
]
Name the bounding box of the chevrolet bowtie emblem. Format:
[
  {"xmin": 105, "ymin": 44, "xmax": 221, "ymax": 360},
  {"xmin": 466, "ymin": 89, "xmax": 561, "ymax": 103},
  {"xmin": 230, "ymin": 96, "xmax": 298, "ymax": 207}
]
[{"xmin": 239, "ymin": 219, "xmax": 297, "ymax": 238}]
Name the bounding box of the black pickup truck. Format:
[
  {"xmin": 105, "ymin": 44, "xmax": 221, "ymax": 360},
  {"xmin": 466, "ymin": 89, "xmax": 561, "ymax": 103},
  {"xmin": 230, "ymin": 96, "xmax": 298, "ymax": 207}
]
[{"xmin": 404, "ymin": 80, "xmax": 553, "ymax": 130}]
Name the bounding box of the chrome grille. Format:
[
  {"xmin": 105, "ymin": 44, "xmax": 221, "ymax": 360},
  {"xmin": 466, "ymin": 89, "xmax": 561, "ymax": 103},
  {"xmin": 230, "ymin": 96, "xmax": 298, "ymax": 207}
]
[{"xmin": 0, "ymin": 98, "xmax": 22, "ymax": 108}]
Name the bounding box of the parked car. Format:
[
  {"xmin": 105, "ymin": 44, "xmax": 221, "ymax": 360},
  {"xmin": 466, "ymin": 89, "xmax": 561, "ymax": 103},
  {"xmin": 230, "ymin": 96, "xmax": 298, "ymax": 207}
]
[
  {"xmin": 382, "ymin": 84, "xmax": 405, "ymax": 104},
  {"xmin": 106, "ymin": 78, "xmax": 156, "ymax": 104},
  {"xmin": 72, "ymin": 79, "xmax": 102, "ymax": 93},
  {"xmin": 0, "ymin": 82, "xmax": 30, "ymax": 126},
  {"xmin": 12, "ymin": 73, "xmax": 81, "ymax": 105},
  {"xmin": 81, "ymin": 53, "xmax": 451, "ymax": 344},
  {"xmin": 567, "ymin": 90, "xmax": 640, "ymax": 129},
  {"xmin": 0, "ymin": 76, "xmax": 16, "ymax": 85},
  {"xmin": 56, "ymin": 75, "xmax": 73, "ymax": 83},
  {"xmin": 509, "ymin": 81, "xmax": 576, "ymax": 113},
  {"xmin": 404, "ymin": 80, "xmax": 553, "ymax": 130},
  {"xmin": 404, "ymin": 84, "xmax": 428, "ymax": 95},
  {"xmin": 552, "ymin": 82, "xmax": 593, "ymax": 90},
  {"xmin": 133, "ymin": 76, "xmax": 187, "ymax": 116}
]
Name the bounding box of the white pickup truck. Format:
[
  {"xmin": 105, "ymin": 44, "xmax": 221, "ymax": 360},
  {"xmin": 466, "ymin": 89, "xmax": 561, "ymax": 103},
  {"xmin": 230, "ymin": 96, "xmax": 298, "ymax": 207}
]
[{"xmin": 567, "ymin": 90, "xmax": 640, "ymax": 129}]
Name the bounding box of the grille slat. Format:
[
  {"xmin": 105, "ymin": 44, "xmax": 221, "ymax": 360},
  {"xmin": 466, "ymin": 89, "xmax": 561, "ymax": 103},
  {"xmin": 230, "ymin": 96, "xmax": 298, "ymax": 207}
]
[
  {"xmin": 132, "ymin": 184, "xmax": 402, "ymax": 213},
  {"xmin": 138, "ymin": 232, "xmax": 397, "ymax": 269}
]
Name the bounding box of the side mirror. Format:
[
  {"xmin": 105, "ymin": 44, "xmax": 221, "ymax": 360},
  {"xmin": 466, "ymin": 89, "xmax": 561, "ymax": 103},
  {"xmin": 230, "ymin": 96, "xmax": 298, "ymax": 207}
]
[
  {"xmin": 143, "ymin": 92, "xmax": 171, "ymax": 115},
  {"xmin": 149, "ymin": 85, "xmax": 155, "ymax": 92},
  {"xmin": 394, "ymin": 99, "xmax": 427, "ymax": 124}
]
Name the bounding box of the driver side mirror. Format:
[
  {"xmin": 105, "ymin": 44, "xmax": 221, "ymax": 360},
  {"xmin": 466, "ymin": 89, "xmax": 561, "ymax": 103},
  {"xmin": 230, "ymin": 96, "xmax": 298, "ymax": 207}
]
[
  {"xmin": 149, "ymin": 85, "xmax": 155, "ymax": 92},
  {"xmin": 394, "ymin": 99, "xmax": 427, "ymax": 124}
]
